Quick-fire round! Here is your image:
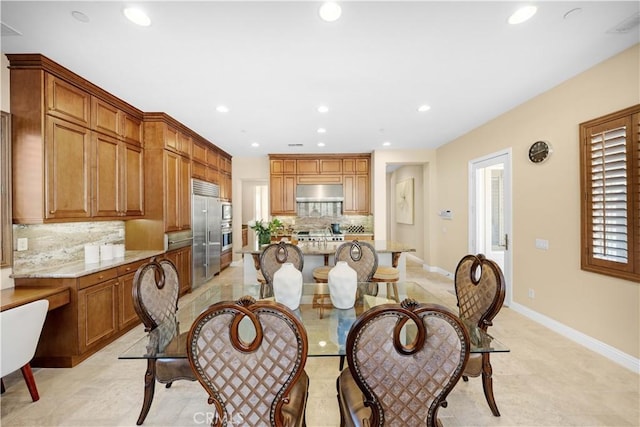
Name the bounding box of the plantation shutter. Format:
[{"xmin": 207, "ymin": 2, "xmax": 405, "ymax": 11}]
[{"xmin": 580, "ymin": 106, "xmax": 639, "ymax": 282}]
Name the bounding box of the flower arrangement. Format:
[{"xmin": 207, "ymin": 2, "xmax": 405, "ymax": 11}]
[{"xmin": 248, "ymin": 218, "xmax": 283, "ymax": 245}]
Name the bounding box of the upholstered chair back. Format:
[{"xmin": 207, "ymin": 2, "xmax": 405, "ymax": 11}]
[
  {"xmin": 133, "ymin": 258, "xmax": 180, "ymax": 331},
  {"xmin": 339, "ymin": 299, "xmax": 469, "ymax": 427},
  {"xmin": 187, "ymin": 296, "xmax": 309, "ymax": 427},
  {"xmin": 334, "ymin": 240, "xmax": 378, "ymax": 282},
  {"xmin": 260, "ymin": 242, "xmax": 305, "ymax": 285}
]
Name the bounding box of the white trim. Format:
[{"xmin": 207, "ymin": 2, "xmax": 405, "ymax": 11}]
[
  {"xmin": 421, "ymin": 262, "xmax": 453, "ymax": 279},
  {"xmin": 510, "ymin": 301, "xmax": 640, "ymax": 374}
]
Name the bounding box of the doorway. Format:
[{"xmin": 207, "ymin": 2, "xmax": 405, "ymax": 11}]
[{"xmin": 469, "ymin": 150, "xmax": 512, "ymax": 305}]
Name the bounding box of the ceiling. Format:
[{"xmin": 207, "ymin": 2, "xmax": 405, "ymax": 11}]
[{"xmin": 1, "ymin": 1, "xmax": 638, "ymax": 158}]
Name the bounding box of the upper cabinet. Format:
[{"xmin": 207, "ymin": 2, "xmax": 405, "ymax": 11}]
[
  {"xmin": 269, "ymin": 154, "xmax": 371, "ymax": 215},
  {"xmin": 8, "ymin": 54, "xmax": 145, "ymax": 223}
]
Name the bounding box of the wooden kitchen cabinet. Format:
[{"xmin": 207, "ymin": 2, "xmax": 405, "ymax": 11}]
[
  {"xmin": 78, "ymin": 277, "xmax": 118, "ymax": 353},
  {"xmin": 93, "ymin": 133, "xmax": 144, "ymax": 218},
  {"xmin": 9, "ymin": 54, "xmax": 145, "ymax": 224},
  {"xmin": 271, "ymin": 159, "xmax": 296, "ymax": 174},
  {"xmin": 164, "ymin": 150, "xmax": 191, "ymax": 232},
  {"xmin": 297, "ymin": 159, "xmax": 319, "ymax": 174},
  {"xmin": 14, "ymin": 256, "xmax": 156, "ymax": 367},
  {"xmin": 46, "ymin": 74, "xmax": 91, "ymax": 127},
  {"xmin": 44, "ymin": 117, "xmax": 92, "ymax": 220},
  {"xmin": 344, "ymin": 174, "xmax": 370, "ymax": 214},
  {"xmin": 271, "ymin": 174, "xmax": 297, "ymax": 215},
  {"xmin": 164, "ymin": 246, "xmax": 192, "ymax": 296}
]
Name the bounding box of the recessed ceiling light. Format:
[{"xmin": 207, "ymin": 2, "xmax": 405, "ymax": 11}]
[
  {"xmin": 319, "ymin": 2, "xmax": 342, "ymax": 22},
  {"xmin": 251, "ymin": 142, "xmax": 259, "ymax": 147},
  {"xmin": 417, "ymin": 104, "xmax": 431, "ymax": 112},
  {"xmin": 216, "ymin": 105, "xmax": 229, "ymax": 113},
  {"xmin": 317, "ymin": 128, "xmax": 326, "ymax": 134},
  {"xmin": 123, "ymin": 7, "xmax": 151, "ymax": 27},
  {"xmin": 383, "ymin": 141, "xmax": 391, "ymax": 147},
  {"xmin": 317, "ymin": 105, "xmax": 329, "ymax": 113},
  {"xmin": 317, "ymin": 142, "xmax": 326, "ymax": 147},
  {"xmin": 71, "ymin": 11, "xmax": 90, "ymax": 23},
  {"xmin": 508, "ymin": 6, "xmax": 537, "ymax": 25}
]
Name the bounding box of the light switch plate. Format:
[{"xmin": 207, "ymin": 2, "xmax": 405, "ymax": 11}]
[{"xmin": 535, "ymin": 238, "xmax": 549, "ymax": 250}]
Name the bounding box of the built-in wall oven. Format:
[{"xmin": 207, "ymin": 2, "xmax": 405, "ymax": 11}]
[{"xmin": 221, "ymin": 221, "xmax": 232, "ymax": 251}]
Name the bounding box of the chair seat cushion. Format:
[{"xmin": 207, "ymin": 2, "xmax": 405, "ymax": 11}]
[
  {"xmin": 372, "ymin": 266, "xmax": 399, "ymax": 281},
  {"xmin": 280, "ymin": 370, "xmax": 310, "ymax": 427},
  {"xmin": 312, "ymin": 266, "xmax": 331, "ymax": 283},
  {"xmin": 338, "ymin": 369, "xmax": 372, "ymax": 427},
  {"xmin": 156, "ymin": 358, "xmax": 197, "ymax": 383}
]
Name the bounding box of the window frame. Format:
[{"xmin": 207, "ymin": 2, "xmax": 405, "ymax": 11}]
[{"xmin": 579, "ymin": 105, "xmax": 639, "ymax": 283}]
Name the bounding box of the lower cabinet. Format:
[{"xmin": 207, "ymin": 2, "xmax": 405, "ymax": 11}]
[
  {"xmin": 164, "ymin": 246, "xmax": 192, "ymax": 296},
  {"xmin": 15, "ymin": 257, "xmax": 153, "ymax": 368},
  {"xmin": 221, "ymin": 249, "xmax": 232, "ymax": 270}
]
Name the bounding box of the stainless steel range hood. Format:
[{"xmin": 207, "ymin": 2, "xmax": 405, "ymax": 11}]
[{"xmin": 295, "ymin": 184, "xmax": 344, "ymax": 202}]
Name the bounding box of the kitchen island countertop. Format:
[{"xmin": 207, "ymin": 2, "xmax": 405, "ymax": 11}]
[
  {"xmin": 11, "ymin": 250, "xmax": 164, "ymax": 279},
  {"xmin": 238, "ymin": 240, "xmax": 414, "ymax": 256}
]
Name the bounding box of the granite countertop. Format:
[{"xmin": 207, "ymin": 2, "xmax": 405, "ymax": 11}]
[
  {"xmin": 11, "ymin": 250, "xmax": 165, "ymax": 279},
  {"xmin": 238, "ymin": 241, "xmax": 415, "ymax": 256}
]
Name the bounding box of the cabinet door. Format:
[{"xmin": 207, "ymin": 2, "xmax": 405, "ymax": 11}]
[
  {"xmin": 164, "ymin": 151, "xmax": 180, "ymax": 231},
  {"xmin": 179, "ymin": 247, "xmax": 192, "ymax": 295},
  {"xmin": 297, "ymin": 159, "xmax": 319, "ymax": 174},
  {"xmin": 45, "ymin": 117, "xmax": 91, "ymax": 219},
  {"xmin": 91, "ymin": 97, "xmax": 119, "ymax": 137},
  {"xmin": 93, "ymin": 132, "xmax": 121, "ymax": 217},
  {"xmin": 46, "ymin": 74, "xmax": 90, "ymax": 127},
  {"xmin": 78, "ymin": 279, "xmax": 118, "ymax": 352},
  {"xmin": 270, "ymin": 175, "xmax": 296, "ymax": 215},
  {"xmin": 320, "ymin": 159, "xmax": 342, "ymax": 174},
  {"xmin": 165, "ymin": 125, "xmax": 179, "ymax": 152},
  {"xmin": 179, "ymin": 155, "xmax": 191, "ymax": 229},
  {"xmin": 118, "ymin": 271, "xmax": 140, "ymax": 330},
  {"xmin": 122, "ymin": 113, "xmax": 142, "ymax": 146},
  {"xmin": 344, "ymin": 174, "xmax": 370, "ymax": 214},
  {"xmin": 122, "ymin": 143, "xmax": 144, "ymax": 217}
]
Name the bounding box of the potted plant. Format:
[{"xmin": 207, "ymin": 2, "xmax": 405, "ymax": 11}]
[{"xmin": 248, "ymin": 218, "xmax": 283, "ymax": 246}]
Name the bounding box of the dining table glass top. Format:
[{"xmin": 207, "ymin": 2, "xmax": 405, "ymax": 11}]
[{"xmin": 119, "ymin": 281, "xmax": 509, "ymax": 361}]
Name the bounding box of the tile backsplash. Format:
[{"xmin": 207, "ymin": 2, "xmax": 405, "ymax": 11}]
[{"xmin": 13, "ymin": 221, "xmax": 125, "ymax": 273}]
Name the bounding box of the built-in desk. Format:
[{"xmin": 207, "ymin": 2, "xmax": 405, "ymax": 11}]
[{"xmin": 1, "ymin": 287, "xmax": 70, "ymax": 312}]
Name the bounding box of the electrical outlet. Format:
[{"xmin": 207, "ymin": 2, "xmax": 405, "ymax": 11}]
[
  {"xmin": 17, "ymin": 237, "xmax": 28, "ymax": 251},
  {"xmin": 528, "ymin": 288, "xmax": 535, "ymax": 299}
]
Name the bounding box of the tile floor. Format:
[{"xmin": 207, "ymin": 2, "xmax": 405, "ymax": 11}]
[{"xmin": 1, "ymin": 258, "xmax": 638, "ymax": 426}]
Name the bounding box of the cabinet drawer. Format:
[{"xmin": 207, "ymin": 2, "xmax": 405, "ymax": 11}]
[
  {"xmin": 117, "ymin": 259, "xmax": 149, "ymax": 276},
  {"xmin": 78, "ymin": 268, "xmax": 118, "ymax": 290}
]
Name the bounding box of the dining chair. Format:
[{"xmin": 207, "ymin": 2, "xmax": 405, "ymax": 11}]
[
  {"xmin": 0, "ymin": 299, "xmax": 49, "ymax": 402},
  {"xmin": 132, "ymin": 258, "xmax": 196, "ymax": 425},
  {"xmin": 187, "ymin": 295, "xmax": 310, "ymax": 427},
  {"xmin": 259, "ymin": 241, "xmax": 304, "ymax": 298},
  {"xmin": 454, "ymin": 253, "xmax": 506, "ymax": 417},
  {"xmin": 334, "ymin": 240, "xmax": 378, "ymax": 282},
  {"xmin": 337, "ymin": 298, "xmax": 470, "ymax": 427}
]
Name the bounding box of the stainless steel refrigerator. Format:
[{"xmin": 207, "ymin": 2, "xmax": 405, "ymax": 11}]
[{"xmin": 192, "ymin": 179, "xmax": 221, "ymax": 288}]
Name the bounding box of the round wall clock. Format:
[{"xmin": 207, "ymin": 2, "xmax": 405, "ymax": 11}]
[{"xmin": 528, "ymin": 140, "xmax": 552, "ymax": 164}]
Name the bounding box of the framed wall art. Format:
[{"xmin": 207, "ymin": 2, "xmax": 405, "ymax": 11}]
[{"xmin": 396, "ymin": 178, "xmax": 414, "ymax": 224}]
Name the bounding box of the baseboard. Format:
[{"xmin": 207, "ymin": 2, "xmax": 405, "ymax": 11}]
[
  {"xmin": 420, "ymin": 260, "xmax": 453, "ymax": 279},
  {"xmin": 510, "ymin": 301, "xmax": 640, "ymax": 374}
]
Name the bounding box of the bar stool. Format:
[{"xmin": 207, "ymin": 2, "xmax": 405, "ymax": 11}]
[{"xmin": 371, "ymin": 266, "xmax": 400, "ymax": 302}]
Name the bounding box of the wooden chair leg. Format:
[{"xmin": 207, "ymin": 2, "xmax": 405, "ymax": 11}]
[
  {"xmin": 339, "ymin": 355, "xmax": 346, "ymax": 371},
  {"xmin": 137, "ymin": 359, "xmax": 158, "ymax": 425},
  {"xmin": 20, "ymin": 363, "xmax": 40, "ymax": 402},
  {"xmin": 481, "ymin": 353, "xmax": 500, "ymax": 416}
]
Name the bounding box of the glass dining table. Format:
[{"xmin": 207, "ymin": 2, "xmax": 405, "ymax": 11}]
[{"xmin": 119, "ymin": 281, "xmax": 509, "ymax": 424}]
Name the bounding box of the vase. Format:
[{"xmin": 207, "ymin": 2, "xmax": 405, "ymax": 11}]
[
  {"xmin": 258, "ymin": 232, "xmax": 271, "ymax": 245},
  {"xmin": 328, "ymin": 261, "xmax": 358, "ymax": 309},
  {"xmin": 272, "ymin": 262, "xmax": 303, "ymax": 310}
]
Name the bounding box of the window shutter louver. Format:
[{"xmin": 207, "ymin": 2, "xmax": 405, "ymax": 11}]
[{"xmin": 580, "ymin": 105, "xmax": 639, "ymax": 282}]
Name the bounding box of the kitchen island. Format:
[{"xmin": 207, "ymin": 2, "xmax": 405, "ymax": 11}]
[{"xmin": 239, "ymin": 241, "xmax": 415, "ymax": 284}]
